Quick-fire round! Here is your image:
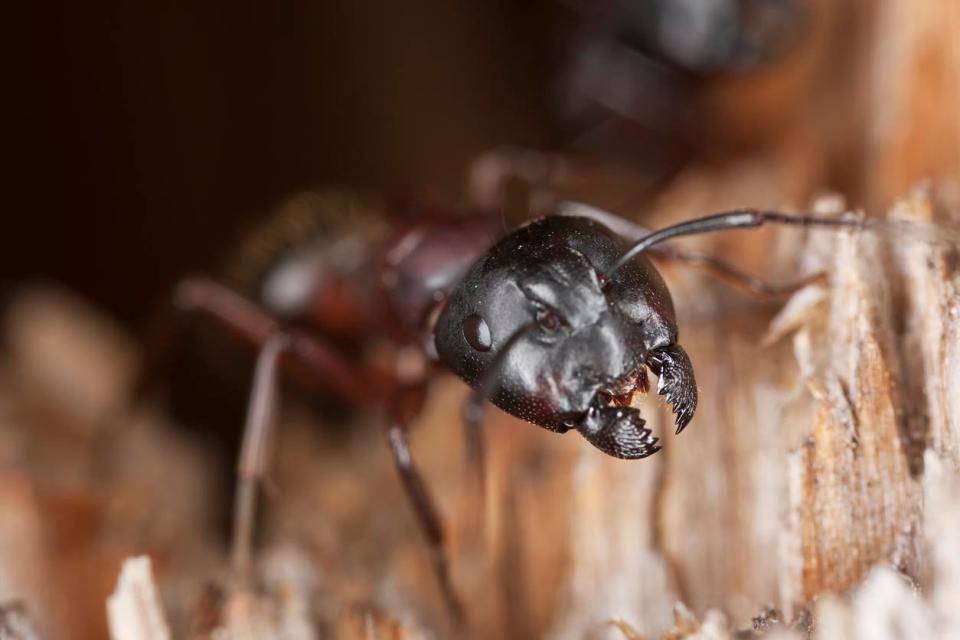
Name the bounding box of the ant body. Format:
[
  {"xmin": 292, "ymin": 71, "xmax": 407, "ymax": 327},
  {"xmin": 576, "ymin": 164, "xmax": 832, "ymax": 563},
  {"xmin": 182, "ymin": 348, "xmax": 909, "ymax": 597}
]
[
  {"xmin": 552, "ymin": 0, "xmax": 806, "ymax": 163},
  {"xmin": 145, "ymin": 192, "xmax": 896, "ymax": 624}
]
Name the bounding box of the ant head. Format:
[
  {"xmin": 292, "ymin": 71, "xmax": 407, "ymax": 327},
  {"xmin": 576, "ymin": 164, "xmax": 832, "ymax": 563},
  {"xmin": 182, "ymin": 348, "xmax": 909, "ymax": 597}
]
[{"xmin": 435, "ymin": 215, "xmax": 693, "ymax": 449}]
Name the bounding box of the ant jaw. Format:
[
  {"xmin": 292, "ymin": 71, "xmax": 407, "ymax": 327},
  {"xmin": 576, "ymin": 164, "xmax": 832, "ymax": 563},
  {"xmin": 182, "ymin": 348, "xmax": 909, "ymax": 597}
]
[
  {"xmin": 584, "ymin": 346, "xmax": 694, "ymax": 453},
  {"xmin": 577, "ymin": 353, "xmax": 692, "ymax": 460},
  {"xmin": 647, "ymin": 344, "xmax": 698, "ymax": 434},
  {"xmin": 576, "ymin": 403, "xmax": 661, "ymax": 460}
]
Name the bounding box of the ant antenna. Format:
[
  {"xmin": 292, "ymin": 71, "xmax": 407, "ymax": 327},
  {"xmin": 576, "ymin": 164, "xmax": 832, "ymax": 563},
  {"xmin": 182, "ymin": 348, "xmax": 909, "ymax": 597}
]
[
  {"xmin": 606, "ymin": 208, "xmax": 960, "ymax": 278},
  {"xmin": 606, "ymin": 209, "xmax": 872, "ymax": 277}
]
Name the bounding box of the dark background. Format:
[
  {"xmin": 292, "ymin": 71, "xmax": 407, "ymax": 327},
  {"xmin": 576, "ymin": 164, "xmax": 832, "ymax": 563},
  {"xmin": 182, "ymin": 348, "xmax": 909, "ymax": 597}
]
[{"xmin": 4, "ymin": 2, "xmax": 555, "ymax": 328}]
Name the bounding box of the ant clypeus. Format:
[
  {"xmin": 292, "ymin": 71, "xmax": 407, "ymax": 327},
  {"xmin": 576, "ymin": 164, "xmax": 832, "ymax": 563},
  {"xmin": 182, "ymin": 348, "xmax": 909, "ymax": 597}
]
[{"xmin": 137, "ymin": 187, "xmax": 938, "ymax": 626}]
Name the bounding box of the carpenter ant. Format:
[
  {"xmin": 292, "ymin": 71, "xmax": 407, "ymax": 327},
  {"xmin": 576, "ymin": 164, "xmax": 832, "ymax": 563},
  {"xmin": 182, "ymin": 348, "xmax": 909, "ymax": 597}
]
[
  {"xmin": 552, "ymin": 0, "xmax": 806, "ymax": 161},
  {"xmin": 139, "ymin": 192, "xmax": 936, "ymax": 626}
]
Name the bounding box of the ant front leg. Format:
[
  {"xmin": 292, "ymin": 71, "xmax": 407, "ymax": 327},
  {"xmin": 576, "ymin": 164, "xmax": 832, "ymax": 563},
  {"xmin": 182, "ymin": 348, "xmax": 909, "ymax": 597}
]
[
  {"xmin": 386, "ymin": 384, "xmax": 466, "ymax": 626},
  {"xmin": 460, "ymin": 398, "xmax": 487, "ymax": 550},
  {"xmin": 453, "ymin": 323, "xmax": 543, "ymax": 548}
]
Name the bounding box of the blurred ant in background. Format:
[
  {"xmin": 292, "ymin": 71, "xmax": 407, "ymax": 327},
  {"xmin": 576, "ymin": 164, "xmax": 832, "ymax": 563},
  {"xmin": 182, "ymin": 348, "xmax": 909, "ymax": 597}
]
[
  {"xmin": 552, "ymin": 0, "xmax": 805, "ymax": 160},
  {"xmin": 468, "ymin": 0, "xmax": 813, "ymax": 237}
]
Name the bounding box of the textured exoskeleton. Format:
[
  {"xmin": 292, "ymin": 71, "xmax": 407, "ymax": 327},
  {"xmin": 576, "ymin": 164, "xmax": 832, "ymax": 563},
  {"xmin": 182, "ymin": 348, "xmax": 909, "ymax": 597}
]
[{"xmin": 435, "ymin": 215, "xmax": 697, "ymax": 459}]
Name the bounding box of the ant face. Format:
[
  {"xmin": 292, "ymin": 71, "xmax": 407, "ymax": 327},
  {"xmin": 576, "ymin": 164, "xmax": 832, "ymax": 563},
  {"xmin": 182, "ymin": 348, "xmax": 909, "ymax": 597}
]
[{"xmin": 435, "ymin": 216, "xmax": 690, "ymax": 447}]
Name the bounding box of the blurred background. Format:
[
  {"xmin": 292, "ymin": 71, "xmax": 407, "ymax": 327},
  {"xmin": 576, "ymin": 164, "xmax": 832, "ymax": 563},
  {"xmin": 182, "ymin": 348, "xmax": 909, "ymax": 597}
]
[
  {"xmin": 5, "ymin": 0, "xmax": 877, "ymax": 328},
  {"xmin": 5, "ymin": 1, "xmax": 556, "ymax": 327}
]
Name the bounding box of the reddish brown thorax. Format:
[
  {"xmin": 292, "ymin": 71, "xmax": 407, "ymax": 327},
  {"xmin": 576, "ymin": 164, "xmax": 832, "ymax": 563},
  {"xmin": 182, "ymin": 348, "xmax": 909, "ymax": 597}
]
[{"xmin": 255, "ymin": 207, "xmax": 503, "ymax": 347}]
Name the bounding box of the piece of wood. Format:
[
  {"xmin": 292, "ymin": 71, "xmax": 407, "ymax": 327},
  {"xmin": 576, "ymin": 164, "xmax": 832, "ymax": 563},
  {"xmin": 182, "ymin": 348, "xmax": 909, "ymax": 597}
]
[
  {"xmin": 106, "ymin": 557, "xmax": 171, "ymax": 640},
  {"xmin": 0, "ymin": 602, "xmax": 42, "ymax": 640}
]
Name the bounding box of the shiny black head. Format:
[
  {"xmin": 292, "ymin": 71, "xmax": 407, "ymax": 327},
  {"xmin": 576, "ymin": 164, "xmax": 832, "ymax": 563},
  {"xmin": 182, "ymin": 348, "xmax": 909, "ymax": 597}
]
[{"xmin": 434, "ymin": 215, "xmax": 697, "ymax": 459}]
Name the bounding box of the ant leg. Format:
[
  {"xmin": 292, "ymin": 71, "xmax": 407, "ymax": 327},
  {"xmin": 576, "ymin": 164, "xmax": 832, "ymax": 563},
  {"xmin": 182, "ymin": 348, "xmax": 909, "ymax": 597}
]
[
  {"xmin": 136, "ymin": 278, "xmax": 376, "ymax": 585},
  {"xmin": 133, "ymin": 277, "xmax": 272, "ymax": 401},
  {"xmin": 651, "ymin": 245, "xmax": 827, "ymax": 299},
  {"xmin": 455, "ymin": 322, "xmax": 537, "ymax": 548},
  {"xmin": 138, "ymin": 277, "xmax": 369, "ymax": 406},
  {"xmin": 228, "ymin": 327, "xmax": 375, "ymax": 587},
  {"xmin": 468, "ymin": 147, "xmax": 555, "ymax": 216},
  {"xmin": 460, "ymin": 398, "xmax": 487, "ymax": 550},
  {"xmin": 468, "ymin": 148, "xmax": 683, "ymax": 221},
  {"xmin": 386, "ymin": 386, "xmax": 466, "ymax": 625},
  {"xmin": 231, "ymin": 332, "xmax": 290, "ymax": 586}
]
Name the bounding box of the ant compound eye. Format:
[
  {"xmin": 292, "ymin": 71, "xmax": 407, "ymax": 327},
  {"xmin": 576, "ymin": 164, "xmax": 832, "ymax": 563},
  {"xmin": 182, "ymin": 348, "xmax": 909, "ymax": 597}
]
[
  {"xmin": 536, "ymin": 308, "xmax": 561, "ymax": 332},
  {"xmin": 463, "ymin": 313, "xmax": 492, "ymax": 351}
]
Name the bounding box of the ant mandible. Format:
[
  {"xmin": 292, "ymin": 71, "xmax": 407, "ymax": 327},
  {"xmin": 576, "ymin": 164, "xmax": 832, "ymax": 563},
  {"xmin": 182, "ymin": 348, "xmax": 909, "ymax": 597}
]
[{"xmin": 141, "ymin": 191, "xmax": 900, "ymax": 624}]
